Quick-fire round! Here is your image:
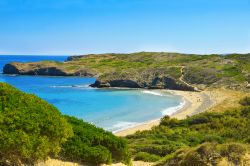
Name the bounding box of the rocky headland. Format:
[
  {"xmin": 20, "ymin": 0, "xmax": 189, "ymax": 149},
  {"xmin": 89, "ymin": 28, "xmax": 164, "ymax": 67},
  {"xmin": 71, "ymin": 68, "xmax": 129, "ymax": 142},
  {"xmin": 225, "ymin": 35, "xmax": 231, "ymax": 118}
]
[{"xmin": 3, "ymin": 52, "xmax": 250, "ymax": 91}]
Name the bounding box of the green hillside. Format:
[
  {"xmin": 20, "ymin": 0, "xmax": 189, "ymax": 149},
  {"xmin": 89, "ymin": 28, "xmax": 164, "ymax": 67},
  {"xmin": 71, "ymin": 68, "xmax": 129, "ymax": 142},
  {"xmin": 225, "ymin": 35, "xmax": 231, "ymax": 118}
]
[{"xmin": 3, "ymin": 52, "xmax": 250, "ymax": 91}]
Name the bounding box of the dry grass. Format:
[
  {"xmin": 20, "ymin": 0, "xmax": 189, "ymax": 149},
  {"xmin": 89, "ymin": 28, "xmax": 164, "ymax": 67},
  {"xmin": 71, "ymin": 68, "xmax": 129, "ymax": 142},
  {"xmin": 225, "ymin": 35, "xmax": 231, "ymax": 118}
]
[
  {"xmin": 37, "ymin": 159, "xmax": 153, "ymax": 166},
  {"xmin": 207, "ymin": 88, "xmax": 250, "ymax": 112},
  {"xmin": 217, "ymin": 154, "xmax": 250, "ymax": 166}
]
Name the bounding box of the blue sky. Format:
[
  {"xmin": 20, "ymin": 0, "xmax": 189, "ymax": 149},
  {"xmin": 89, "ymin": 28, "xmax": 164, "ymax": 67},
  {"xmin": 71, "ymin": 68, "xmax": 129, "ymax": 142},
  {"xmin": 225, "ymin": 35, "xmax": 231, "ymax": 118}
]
[{"xmin": 0, "ymin": 0, "xmax": 249, "ymax": 55}]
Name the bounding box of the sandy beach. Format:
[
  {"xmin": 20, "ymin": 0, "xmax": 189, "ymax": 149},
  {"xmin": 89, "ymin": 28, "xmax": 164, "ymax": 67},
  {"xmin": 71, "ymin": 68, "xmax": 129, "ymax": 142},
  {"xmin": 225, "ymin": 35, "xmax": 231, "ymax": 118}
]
[{"xmin": 115, "ymin": 89, "xmax": 216, "ymax": 137}]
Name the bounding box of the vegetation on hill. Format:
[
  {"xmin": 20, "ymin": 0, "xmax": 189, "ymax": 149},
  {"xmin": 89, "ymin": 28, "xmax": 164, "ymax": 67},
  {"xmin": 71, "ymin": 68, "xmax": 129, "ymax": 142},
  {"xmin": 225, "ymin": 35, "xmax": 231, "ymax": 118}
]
[
  {"xmin": 0, "ymin": 83, "xmax": 130, "ymax": 165},
  {"xmin": 126, "ymin": 96, "xmax": 250, "ymax": 165},
  {"xmin": 3, "ymin": 52, "xmax": 250, "ymax": 91}
]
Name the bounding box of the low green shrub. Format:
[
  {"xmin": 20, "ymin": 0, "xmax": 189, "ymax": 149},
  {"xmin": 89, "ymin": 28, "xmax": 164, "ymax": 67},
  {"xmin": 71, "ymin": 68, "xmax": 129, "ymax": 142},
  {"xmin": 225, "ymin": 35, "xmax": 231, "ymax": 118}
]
[
  {"xmin": 219, "ymin": 143, "xmax": 247, "ymax": 165},
  {"xmin": 159, "ymin": 116, "xmax": 179, "ymax": 127},
  {"xmin": 239, "ymin": 96, "xmax": 250, "ymax": 106},
  {"xmin": 161, "ymin": 143, "xmax": 249, "ymax": 166},
  {"xmin": 60, "ymin": 116, "xmax": 130, "ymax": 165},
  {"xmin": 134, "ymin": 152, "xmax": 161, "ymax": 162}
]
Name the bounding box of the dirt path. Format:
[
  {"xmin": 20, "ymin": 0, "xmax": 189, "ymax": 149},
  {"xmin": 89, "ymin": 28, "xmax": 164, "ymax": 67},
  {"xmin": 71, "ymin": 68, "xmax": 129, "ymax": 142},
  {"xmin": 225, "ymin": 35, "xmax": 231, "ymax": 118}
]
[{"xmin": 179, "ymin": 66, "xmax": 200, "ymax": 91}]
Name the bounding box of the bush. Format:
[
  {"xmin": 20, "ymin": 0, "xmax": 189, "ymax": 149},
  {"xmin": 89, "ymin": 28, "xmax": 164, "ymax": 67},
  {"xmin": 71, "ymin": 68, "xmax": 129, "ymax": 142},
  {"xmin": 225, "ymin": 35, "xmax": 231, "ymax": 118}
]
[
  {"xmin": 162, "ymin": 143, "xmax": 249, "ymax": 166},
  {"xmin": 59, "ymin": 116, "xmax": 130, "ymax": 165},
  {"xmin": 160, "ymin": 116, "xmax": 179, "ymax": 127},
  {"xmin": 134, "ymin": 152, "xmax": 161, "ymax": 162},
  {"xmin": 239, "ymin": 96, "xmax": 250, "ymax": 106},
  {"xmin": 219, "ymin": 143, "xmax": 247, "ymax": 165},
  {"xmin": 0, "ymin": 83, "xmax": 73, "ymax": 165}
]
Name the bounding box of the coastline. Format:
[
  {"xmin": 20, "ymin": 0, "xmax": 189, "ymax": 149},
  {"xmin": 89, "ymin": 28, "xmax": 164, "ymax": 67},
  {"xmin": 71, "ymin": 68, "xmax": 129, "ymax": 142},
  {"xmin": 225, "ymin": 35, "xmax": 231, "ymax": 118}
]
[{"xmin": 115, "ymin": 89, "xmax": 215, "ymax": 137}]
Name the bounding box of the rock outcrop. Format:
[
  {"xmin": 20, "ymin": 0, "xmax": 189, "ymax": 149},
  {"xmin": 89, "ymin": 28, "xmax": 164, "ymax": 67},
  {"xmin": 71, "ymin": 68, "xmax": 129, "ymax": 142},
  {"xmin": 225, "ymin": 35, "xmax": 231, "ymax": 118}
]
[
  {"xmin": 3, "ymin": 64, "xmax": 20, "ymax": 74},
  {"xmin": 90, "ymin": 70, "xmax": 196, "ymax": 91},
  {"xmin": 4, "ymin": 63, "xmax": 72, "ymax": 76},
  {"xmin": 90, "ymin": 77, "xmax": 195, "ymax": 91},
  {"xmin": 3, "ymin": 62, "xmax": 95, "ymax": 77}
]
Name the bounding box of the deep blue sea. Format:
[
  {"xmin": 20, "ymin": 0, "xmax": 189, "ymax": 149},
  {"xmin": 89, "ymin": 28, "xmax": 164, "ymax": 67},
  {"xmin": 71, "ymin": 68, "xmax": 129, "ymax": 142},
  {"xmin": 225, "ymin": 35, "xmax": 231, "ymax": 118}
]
[{"xmin": 0, "ymin": 55, "xmax": 183, "ymax": 132}]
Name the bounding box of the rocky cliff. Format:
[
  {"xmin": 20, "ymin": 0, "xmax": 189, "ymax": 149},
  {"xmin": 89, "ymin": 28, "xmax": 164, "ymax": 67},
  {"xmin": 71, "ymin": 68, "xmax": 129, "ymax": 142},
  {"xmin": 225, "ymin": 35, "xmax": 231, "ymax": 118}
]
[
  {"xmin": 90, "ymin": 69, "xmax": 195, "ymax": 91},
  {"xmin": 3, "ymin": 62, "xmax": 95, "ymax": 77}
]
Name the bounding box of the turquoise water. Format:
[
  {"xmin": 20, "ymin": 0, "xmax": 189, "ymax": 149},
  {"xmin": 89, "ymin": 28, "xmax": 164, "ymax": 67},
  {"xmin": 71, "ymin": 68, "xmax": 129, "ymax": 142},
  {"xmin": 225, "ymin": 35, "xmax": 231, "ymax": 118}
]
[{"xmin": 0, "ymin": 55, "xmax": 183, "ymax": 132}]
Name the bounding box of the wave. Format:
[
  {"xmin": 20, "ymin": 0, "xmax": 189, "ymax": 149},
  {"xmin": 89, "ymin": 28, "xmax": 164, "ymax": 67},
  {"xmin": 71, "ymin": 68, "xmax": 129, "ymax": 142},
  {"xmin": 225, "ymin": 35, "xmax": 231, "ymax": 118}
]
[
  {"xmin": 161, "ymin": 100, "xmax": 186, "ymax": 116},
  {"xmin": 108, "ymin": 121, "xmax": 140, "ymax": 133},
  {"xmin": 50, "ymin": 84, "xmax": 91, "ymax": 89},
  {"xmin": 4, "ymin": 74, "xmax": 18, "ymax": 76},
  {"xmin": 142, "ymin": 90, "xmax": 166, "ymax": 96}
]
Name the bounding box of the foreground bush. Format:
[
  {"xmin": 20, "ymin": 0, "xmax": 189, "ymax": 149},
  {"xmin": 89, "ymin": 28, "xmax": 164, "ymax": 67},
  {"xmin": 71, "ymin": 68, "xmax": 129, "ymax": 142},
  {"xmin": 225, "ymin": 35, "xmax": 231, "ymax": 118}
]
[
  {"xmin": 160, "ymin": 143, "xmax": 249, "ymax": 166},
  {"xmin": 0, "ymin": 83, "xmax": 73, "ymax": 165},
  {"xmin": 59, "ymin": 116, "xmax": 131, "ymax": 165}
]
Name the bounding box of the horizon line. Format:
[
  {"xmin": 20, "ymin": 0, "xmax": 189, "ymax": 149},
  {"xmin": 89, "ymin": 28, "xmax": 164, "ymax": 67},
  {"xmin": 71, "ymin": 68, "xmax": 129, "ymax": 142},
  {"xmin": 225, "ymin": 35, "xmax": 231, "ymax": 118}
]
[{"xmin": 0, "ymin": 51, "xmax": 250, "ymax": 56}]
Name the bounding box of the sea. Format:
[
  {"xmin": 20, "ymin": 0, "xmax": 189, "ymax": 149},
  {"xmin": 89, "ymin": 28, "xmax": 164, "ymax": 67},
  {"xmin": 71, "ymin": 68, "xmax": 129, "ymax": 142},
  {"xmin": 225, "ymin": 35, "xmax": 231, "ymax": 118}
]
[{"xmin": 0, "ymin": 55, "xmax": 184, "ymax": 132}]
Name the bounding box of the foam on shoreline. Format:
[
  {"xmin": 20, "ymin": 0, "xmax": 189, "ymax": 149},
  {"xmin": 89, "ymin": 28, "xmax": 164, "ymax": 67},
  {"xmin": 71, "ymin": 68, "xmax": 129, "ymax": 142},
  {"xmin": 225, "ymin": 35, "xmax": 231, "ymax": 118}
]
[
  {"xmin": 109, "ymin": 121, "xmax": 141, "ymax": 133},
  {"xmin": 142, "ymin": 90, "xmax": 166, "ymax": 96},
  {"xmin": 50, "ymin": 85, "xmax": 91, "ymax": 88},
  {"xmin": 112, "ymin": 91, "xmax": 186, "ymax": 133},
  {"xmin": 161, "ymin": 100, "xmax": 186, "ymax": 116}
]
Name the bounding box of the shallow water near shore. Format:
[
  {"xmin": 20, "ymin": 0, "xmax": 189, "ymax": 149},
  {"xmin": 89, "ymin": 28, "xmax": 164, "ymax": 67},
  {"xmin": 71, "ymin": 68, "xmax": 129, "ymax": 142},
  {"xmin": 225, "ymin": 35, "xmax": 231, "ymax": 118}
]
[{"xmin": 0, "ymin": 55, "xmax": 183, "ymax": 132}]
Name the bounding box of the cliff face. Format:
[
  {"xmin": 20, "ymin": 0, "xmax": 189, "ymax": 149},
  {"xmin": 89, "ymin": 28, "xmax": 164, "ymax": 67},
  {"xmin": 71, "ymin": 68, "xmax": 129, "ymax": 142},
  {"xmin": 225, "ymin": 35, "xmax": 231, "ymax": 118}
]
[
  {"xmin": 4, "ymin": 63, "xmax": 69, "ymax": 76},
  {"xmin": 3, "ymin": 52, "xmax": 250, "ymax": 91},
  {"xmin": 90, "ymin": 73, "xmax": 195, "ymax": 91},
  {"xmin": 3, "ymin": 62, "xmax": 95, "ymax": 77},
  {"xmin": 3, "ymin": 64, "xmax": 20, "ymax": 74}
]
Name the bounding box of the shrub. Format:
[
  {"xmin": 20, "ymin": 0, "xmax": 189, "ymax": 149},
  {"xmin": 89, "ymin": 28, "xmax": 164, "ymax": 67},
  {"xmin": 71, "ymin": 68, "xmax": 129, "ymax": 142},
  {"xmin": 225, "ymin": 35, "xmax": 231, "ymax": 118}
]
[
  {"xmin": 239, "ymin": 96, "xmax": 250, "ymax": 106},
  {"xmin": 60, "ymin": 116, "xmax": 130, "ymax": 165},
  {"xmin": 162, "ymin": 143, "xmax": 249, "ymax": 166},
  {"xmin": 134, "ymin": 152, "xmax": 161, "ymax": 162},
  {"xmin": 202, "ymin": 135, "xmax": 224, "ymax": 144},
  {"xmin": 0, "ymin": 83, "xmax": 73, "ymax": 165},
  {"xmin": 160, "ymin": 116, "xmax": 179, "ymax": 127},
  {"xmin": 219, "ymin": 143, "xmax": 247, "ymax": 165}
]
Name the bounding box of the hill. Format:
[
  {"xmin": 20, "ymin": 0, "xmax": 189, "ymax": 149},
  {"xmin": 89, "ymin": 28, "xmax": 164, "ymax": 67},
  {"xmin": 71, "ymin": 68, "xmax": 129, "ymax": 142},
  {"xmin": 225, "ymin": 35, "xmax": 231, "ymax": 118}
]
[{"xmin": 3, "ymin": 52, "xmax": 250, "ymax": 91}]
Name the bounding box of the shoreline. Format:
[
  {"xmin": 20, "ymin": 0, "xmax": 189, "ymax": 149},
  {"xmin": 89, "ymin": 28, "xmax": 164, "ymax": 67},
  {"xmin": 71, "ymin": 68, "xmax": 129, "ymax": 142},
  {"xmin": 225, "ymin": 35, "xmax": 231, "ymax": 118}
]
[{"xmin": 115, "ymin": 89, "xmax": 215, "ymax": 137}]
